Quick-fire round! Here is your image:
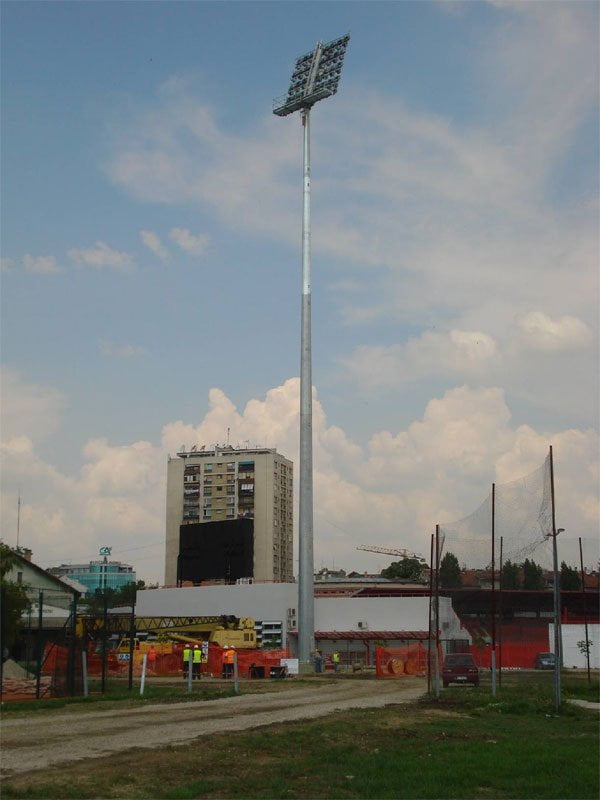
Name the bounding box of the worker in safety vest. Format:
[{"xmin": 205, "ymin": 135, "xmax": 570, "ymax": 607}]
[
  {"xmin": 222, "ymin": 645, "xmax": 235, "ymax": 678},
  {"xmin": 332, "ymin": 651, "xmax": 340, "ymax": 673},
  {"xmin": 182, "ymin": 645, "xmax": 191, "ymax": 679},
  {"xmin": 193, "ymin": 644, "xmax": 202, "ymax": 680}
]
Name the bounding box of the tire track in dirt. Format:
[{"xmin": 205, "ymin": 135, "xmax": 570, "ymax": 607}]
[{"xmin": 1, "ymin": 678, "xmax": 426, "ymax": 775}]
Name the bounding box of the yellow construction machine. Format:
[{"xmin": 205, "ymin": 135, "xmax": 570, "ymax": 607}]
[{"xmin": 78, "ymin": 614, "xmax": 258, "ymax": 649}]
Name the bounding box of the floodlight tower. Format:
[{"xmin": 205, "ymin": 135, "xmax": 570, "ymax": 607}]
[{"xmin": 274, "ymin": 34, "xmax": 350, "ymax": 667}]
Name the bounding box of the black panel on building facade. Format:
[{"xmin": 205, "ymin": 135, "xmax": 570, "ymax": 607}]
[{"xmin": 177, "ymin": 518, "xmax": 254, "ymax": 584}]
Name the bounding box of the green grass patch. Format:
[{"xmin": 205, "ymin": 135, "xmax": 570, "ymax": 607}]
[
  {"xmin": 2, "ymin": 677, "xmax": 598, "ymax": 800},
  {"xmin": 1, "ymin": 683, "xmax": 237, "ymax": 714}
]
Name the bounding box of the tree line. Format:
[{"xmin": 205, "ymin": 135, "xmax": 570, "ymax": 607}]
[{"xmin": 381, "ymin": 551, "xmax": 583, "ymax": 590}]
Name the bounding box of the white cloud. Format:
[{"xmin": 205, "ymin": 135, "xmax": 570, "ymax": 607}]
[
  {"xmin": 168, "ymin": 227, "xmax": 209, "ymax": 256},
  {"xmin": 22, "ymin": 253, "xmax": 63, "ymax": 274},
  {"xmin": 0, "ymin": 374, "xmax": 597, "ymax": 582},
  {"xmin": 104, "ymin": 3, "xmax": 598, "ymax": 351},
  {"xmin": 139, "ymin": 230, "xmax": 169, "ymax": 261},
  {"xmin": 517, "ymin": 311, "xmax": 593, "ymax": 352},
  {"xmin": 0, "ymin": 366, "xmax": 67, "ymax": 443},
  {"xmin": 98, "ymin": 340, "xmax": 146, "ymax": 358},
  {"xmin": 68, "ymin": 241, "xmax": 134, "ymax": 271},
  {"xmin": 1, "ymin": 257, "xmax": 15, "ymax": 272},
  {"xmin": 341, "ymin": 329, "xmax": 498, "ymax": 389}
]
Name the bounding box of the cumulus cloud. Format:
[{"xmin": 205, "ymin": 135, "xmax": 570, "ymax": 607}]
[
  {"xmin": 68, "ymin": 241, "xmax": 134, "ymax": 271},
  {"xmin": 140, "ymin": 230, "xmax": 169, "ymax": 261},
  {"xmin": 168, "ymin": 227, "xmax": 209, "ymax": 256},
  {"xmin": 0, "ymin": 366, "xmax": 67, "ymax": 443},
  {"xmin": 98, "ymin": 340, "xmax": 146, "ymax": 358},
  {"xmin": 1, "ymin": 381, "xmax": 597, "ymax": 581},
  {"xmin": 104, "ymin": 3, "xmax": 597, "ymax": 357},
  {"xmin": 517, "ymin": 311, "xmax": 593, "ymax": 352},
  {"xmin": 22, "ymin": 254, "xmax": 63, "ymax": 274},
  {"xmin": 341, "ymin": 329, "xmax": 498, "ymax": 389}
]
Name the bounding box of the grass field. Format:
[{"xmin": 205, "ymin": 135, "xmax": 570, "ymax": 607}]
[{"xmin": 2, "ymin": 673, "xmax": 598, "ymax": 799}]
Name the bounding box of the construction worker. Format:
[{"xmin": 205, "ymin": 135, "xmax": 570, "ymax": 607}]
[
  {"xmin": 182, "ymin": 644, "xmax": 191, "ymax": 679},
  {"xmin": 222, "ymin": 645, "xmax": 235, "ymax": 678},
  {"xmin": 147, "ymin": 645, "xmax": 157, "ymax": 673},
  {"xmin": 332, "ymin": 650, "xmax": 340, "ymax": 673},
  {"xmin": 193, "ymin": 644, "xmax": 202, "ymax": 680}
]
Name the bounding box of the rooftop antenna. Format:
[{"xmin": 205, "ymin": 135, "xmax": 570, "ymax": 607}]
[
  {"xmin": 227, "ymin": 427, "xmax": 230, "ymax": 446},
  {"xmin": 273, "ymin": 32, "xmax": 351, "ymax": 668}
]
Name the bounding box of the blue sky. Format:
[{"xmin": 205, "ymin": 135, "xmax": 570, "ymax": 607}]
[{"xmin": 1, "ymin": 1, "xmax": 598, "ymax": 583}]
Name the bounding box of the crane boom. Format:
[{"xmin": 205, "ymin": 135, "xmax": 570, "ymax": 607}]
[{"xmin": 357, "ymin": 544, "xmax": 425, "ymax": 561}]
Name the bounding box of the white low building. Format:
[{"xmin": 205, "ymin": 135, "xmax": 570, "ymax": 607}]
[{"xmin": 136, "ymin": 584, "xmax": 468, "ymax": 660}]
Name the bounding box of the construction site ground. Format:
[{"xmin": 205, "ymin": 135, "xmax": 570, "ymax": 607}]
[{"xmin": 1, "ymin": 675, "xmax": 427, "ymax": 777}]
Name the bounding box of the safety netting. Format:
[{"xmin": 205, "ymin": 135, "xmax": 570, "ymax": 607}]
[{"xmin": 438, "ymin": 455, "xmax": 554, "ymax": 570}]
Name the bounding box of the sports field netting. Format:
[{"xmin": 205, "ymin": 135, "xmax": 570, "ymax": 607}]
[{"xmin": 438, "ymin": 455, "xmax": 554, "ymax": 570}]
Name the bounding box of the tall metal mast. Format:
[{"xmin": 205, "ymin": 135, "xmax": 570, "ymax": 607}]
[{"xmin": 274, "ymin": 34, "xmax": 350, "ymax": 667}]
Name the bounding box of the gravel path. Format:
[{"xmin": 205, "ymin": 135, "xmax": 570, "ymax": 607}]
[{"xmin": 1, "ymin": 678, "xmax": 426, "ymax": 776}]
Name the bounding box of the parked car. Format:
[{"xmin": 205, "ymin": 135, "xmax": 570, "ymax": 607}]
[
  {"xmin": 534, "ymin": 652, "xmax": 556, "ymax": 670},
  {"xmin": 442, "ymin": 653, "xmax": 480, "ymax": 687}
]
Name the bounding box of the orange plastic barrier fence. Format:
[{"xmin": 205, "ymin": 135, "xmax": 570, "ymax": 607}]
[{"xmin": 375, "ymin": 644, "xmax": 429, "ymax": 678}]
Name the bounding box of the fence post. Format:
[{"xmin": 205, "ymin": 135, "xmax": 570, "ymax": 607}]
[
  {"xmin": 68, "ymin": 596, "xmax": 77, "ymax": 696},
  {"xmin": 35, "ymin": 590, "xmax": 44, "ymax": 699},
  {"xmin": 82, "ymin": 650, "xmax": 89, "ymax": 697},
  {"xmin": 101, "ymin": 593, "xmax": 108, "ymax": 695},
  {"xmin": 233, "ymin": 651, "xmax": 239, "ymax": 694},
  {"xmin": 128, "ymin": 605, "xmax": 135, "ymax": 691},
  {"xmin": 140, "ymin": 653, "xmax": 147, "ymax": 696}
]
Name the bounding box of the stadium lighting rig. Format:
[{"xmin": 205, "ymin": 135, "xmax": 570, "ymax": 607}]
[{"xmin": 273, "ymin": 34, "xmax": 350, "ymax": 667}]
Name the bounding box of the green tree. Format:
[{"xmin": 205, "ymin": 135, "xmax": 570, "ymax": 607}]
[
  {"xmin": 501, "ymin": 559, "xmax": 521, "ymax": 589},
  {"xmin": 439, "ymin": 552, "xmax": 462, "ymax": 588},
  {"xmin": 83, "ymin": 580, "xmax": 146, "ymax": 614},
  {"xmin": 522, "ymin": 558, "xmax": 545, "ymax": 590},
  {"xmin": 381, "ymin": 558, "xmax": 424, "ymax": 581},
  {"xmin": 560, "ymin": 562, "xmax": 581, "ymax": 591},
  {"xmin": 0, "ymin": 544, "xmax": 30, "ymax": 654}
]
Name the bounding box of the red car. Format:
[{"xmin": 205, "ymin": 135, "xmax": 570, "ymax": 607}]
[{"xmin": 442, "ymin": 653, "xmax": 480, "ymax": 687}]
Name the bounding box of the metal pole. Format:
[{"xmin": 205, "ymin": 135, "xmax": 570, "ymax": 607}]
[
  {"xmin": 434, "ymin": 525, "xmax": 440, "ymax": 698},
  {"xmin": 549, "ymin": 445, "xmax": 561, "ymax": 712},
  {"xmin": 140, "ymin": 653, "xmax": 147, "ymax": 696},
  {"xmin": 298, "ymin": 106, "xmax": 314, "ymax": 667},
  {"xmin": 82, "ymin": 650, "xmax": 88, "ymax": 697},
  {"xmin": 491, "ymin": 483, "xmax": 497, "ymax": 696},
  {"xmin": 187, "ymin": 650, "xmax": 193, "ymax": 694},
  {"xmin": 128, "ymin": 605, "xmax": 135, "ymax": 691},
  {"xmin": 498, "ymin": 536, "xmax": 503, "ymax": 688},
  {"xmin": 233, "ymin": 651, "xmax": 239, "ymax": 694},
  {"xmin": 578, "ymin": 537, "xmax": 591, "ymax": 683},
  {"xmin": 35, "ymin": 590, "xmax": 43, "ymax": 699},
  {"xmin": 101, "ymin": 593, "xmax": 108, "ymax": 695},
  {"xmin": 427, "ymin": 533, "xmax": 434, "ymax": 694},
  {"xmin": 68, "ymin": 596, "xmax": 77, "ymax": 696},
  {"xmin": 0, "ymin": 587, "xmax": 5, "ymax": 703}
]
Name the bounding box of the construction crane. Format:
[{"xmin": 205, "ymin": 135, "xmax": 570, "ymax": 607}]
[{"xmin": 357, "ymin": 545, "xmax": 427, "ymax": 563}]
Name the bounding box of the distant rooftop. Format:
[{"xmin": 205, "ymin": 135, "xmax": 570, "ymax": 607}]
[{"xmin": 175, "ymin": 444, "xmax": 277, "ymax": 459}]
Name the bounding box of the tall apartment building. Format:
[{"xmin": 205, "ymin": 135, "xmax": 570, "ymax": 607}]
[{"xmin": 164, "ymin": 445, "xmax": 294, "ymax": 586}]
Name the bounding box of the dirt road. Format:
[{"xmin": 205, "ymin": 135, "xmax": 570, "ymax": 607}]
[{"xmin": 1, "ymin": 678, "xmax": 426, "ymax": 776}]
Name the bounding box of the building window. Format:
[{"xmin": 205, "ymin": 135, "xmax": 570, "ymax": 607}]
[{"xmin": 204, "ymin": 464, "xmax": 213, "ymax": 472}]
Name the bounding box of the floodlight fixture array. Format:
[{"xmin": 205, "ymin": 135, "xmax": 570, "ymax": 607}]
[
  {"xmin": 273, "ymin": 34, "xmax": 350, "ymax": 116},
  {"xmin": 273, "ymin": 34, "xmax": 350, "ymax": 669}
]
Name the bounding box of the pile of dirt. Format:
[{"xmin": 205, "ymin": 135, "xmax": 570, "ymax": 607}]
[{"xmin": 2, "ymin": 659, "xmax": 30, "ymax": 679}]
